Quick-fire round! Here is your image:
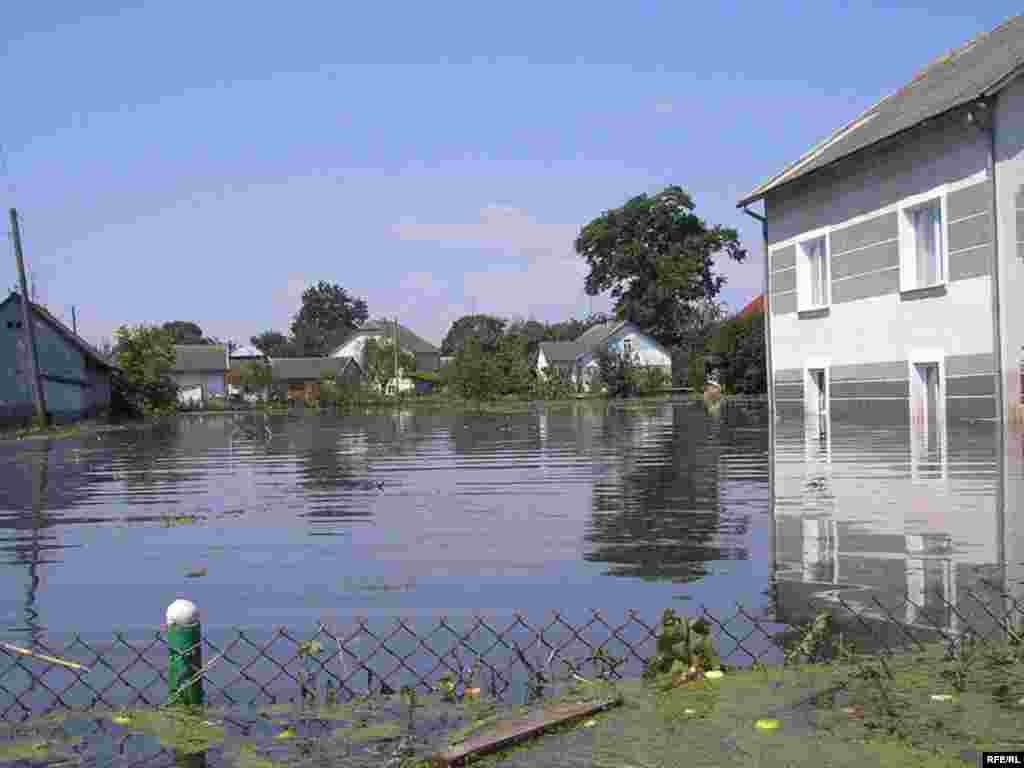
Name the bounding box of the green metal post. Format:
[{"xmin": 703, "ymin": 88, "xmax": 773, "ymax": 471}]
[{"xmin": 166, "ymin": 599, "xmax": 204, "ymax": 707}]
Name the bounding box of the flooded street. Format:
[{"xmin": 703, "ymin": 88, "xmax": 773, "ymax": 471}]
[
  {"xmin": 1, "ymin": 398, "xmax": 1021, "ymax": 654},
  {"xmin": 0, "ymin": 400, "xmax": 772, "ymax": 647}
]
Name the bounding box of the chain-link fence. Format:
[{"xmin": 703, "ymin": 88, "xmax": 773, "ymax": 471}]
[{"xmin": 1, "ymin": 583, "xmax": 1021, "ymax": 722}]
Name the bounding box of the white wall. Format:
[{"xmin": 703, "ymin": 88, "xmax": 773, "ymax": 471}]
[
  {"xmin": 772, "ymin": 276, "xmax": 993, "ymax": 372},
  {"xmin": 995, "ymin": 74, "xmax": 1024, "ymax": 408}
]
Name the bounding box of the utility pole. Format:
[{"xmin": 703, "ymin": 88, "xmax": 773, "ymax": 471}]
[
  {"xmin": 71, "ymin": 306, "xmax": 77, "ymax": 336},
  {"xmin": 9, "ymin": 209, "xmax": 48, "ymax": 426},
  {"xmin": 393, "ymin": 317, "xmax": 399, "ymax": 397}
]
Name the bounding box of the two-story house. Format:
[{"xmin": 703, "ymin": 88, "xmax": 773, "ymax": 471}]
[{"xmin": 738, "ymin": 14, "xmax": 1024, "ymax": 432}]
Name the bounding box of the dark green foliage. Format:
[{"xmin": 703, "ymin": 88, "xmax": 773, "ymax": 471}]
[
  {"xmin": 535, "ymin": 366, "xmax": 576, "ymax": 399},
  {"xmin": 363, "ymin": 338, "xmax": 417, "ymax": 394},
  {"xmin": 575, "ymin": 186, "xmax": 745, "ymax": 349},
  {"xmin": 633, "ymin": 364, "xmax": 670, "ymax": 395},
  {"xmin": 444, "ymin": 338, "xmax": 503, "ymax": 403},
  {"xmin": 709, "ymin": 309, "xmax": 766, "ymax": 394},
  {"xmin": 162, "ymin": 321, "xmax": 209, "ymax": 345},
  {"xmin": 596, "ymin": 348, "xmax": 637, "ymax": 397},
  {"xmin": 643, "ymin": 608, "xmax": 720, "ymax": 680},
  {"xmin": 441, "ymin": 314, "xmax": 507, "ymax": 356},
  {"xmin": 687, "ymin": 354, "xmax": 706, "ymax": 392},
  {"xmin": 250, "ymin": 330, "xmax": 298, "ymax": 358},
  {"xmin": 237, "ymin": 360, "xmax": 272, "ymax": 398},
  {"xmin": 289, "ymin": 281, "xmax": 369, "ymax": 356}
]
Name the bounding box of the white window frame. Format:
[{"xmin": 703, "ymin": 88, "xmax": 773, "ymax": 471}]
[
  {"xmin": 803, "ymin": 357, "xmax": 831, "ymax": 443},
  {"xmin": 898, "ymin": 190, "xmax": 950, "ymax": 293},
  {"xmin": 907, "ymin": 349, "xmax": 948, "ymax": 483},
  {"xmin": 796, "ymin": 230, "xmax": 831, "ymax": 312}
]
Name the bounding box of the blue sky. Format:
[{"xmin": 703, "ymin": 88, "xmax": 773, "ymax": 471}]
[{"xmin": 2, "ymin": 2, "xmax": 1020, "ymax": 348}]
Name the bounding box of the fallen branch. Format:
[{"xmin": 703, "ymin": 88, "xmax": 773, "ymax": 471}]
[{"xmin": 0, "ymin": 642, "xmax": 89, "ymax": 673}]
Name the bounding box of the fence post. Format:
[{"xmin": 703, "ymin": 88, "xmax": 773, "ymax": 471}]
[{"xmin": 166, "ymin": 598, "xmax": 204, "ymax": 707}]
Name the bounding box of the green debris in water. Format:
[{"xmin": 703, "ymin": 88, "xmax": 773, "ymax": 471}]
[
  {"xmin": 339, "ymin": 721, "xmax": 403, "ymax": 743},
  {"xmin": 115, "ymin": 708, "xmax": 225, "ymax": 754}
]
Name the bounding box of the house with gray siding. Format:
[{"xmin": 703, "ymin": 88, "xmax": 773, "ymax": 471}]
[
  {"xmin": 0, "ymin": 293, "xmax": 115, "ymax": 426},
  {"xmin": 170, "ymin": 345, "xmax": 229, "ymax": 405},
  {"xmin": 737, "ymin": 14, "xmax": 1024, "ymax": 430}
]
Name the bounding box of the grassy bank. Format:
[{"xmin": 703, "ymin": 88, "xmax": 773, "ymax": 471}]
[{"xmin": 0, "ymin": 415, "xmax": 152, "ymax": 444}]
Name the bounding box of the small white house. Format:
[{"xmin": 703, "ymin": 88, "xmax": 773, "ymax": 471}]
[
  {"xmin": 169, "ymin": 345, "xmax": 229, "ymax": 405},
  {"xmin": 536, "ymin": 321, "xmax": 673, "ymax": 391}
]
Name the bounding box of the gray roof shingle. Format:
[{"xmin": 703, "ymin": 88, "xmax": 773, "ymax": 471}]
[
  {"xmin": 538, "ymin": 342, "xmax": 587, "ymax": 364},
  {"xmin": 270, "ymin": 356, "xmax": 359, "ymax": 381},
  {"xmin": 574, "ymin": 321, "xmax": 621, "ymax": 348},
  {"xmin": 333, "ymin": 320, "xmax": 439, "ymax": 355},
  {"xmin": 0, "ymin": 293, "xmax": 116, "ymax": 370},
  {"xmin": 738, "ymin": 14, "xmax": 1024, "ymax": 206},
  {"xmin": 172, "ymin": 345, "xmax": 228, "ymax": 372}
]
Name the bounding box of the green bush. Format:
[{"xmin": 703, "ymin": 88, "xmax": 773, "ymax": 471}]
[
  {"xmin": 534, "ymin": 366, "xmax": 575, "ymax": 399},
  {"xmin": 113, "ymin": 324, "xmax": 178, "ymax": 416}
]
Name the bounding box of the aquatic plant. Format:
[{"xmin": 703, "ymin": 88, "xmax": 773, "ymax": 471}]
[{"xmin": 642, "ymin": 608, "xmax": 720, "ymax": 683}]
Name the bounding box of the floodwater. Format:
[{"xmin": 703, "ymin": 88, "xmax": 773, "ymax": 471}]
[
  {"xmin": 1, "ymin": 398, "xmax": 1021, "ymax": 651},
  {"xmin": 0, "ymin": 400, "xmax": 771, "ymax": 646}
]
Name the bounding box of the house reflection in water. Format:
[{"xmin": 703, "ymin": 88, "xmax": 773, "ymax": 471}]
[{"xmin": 772, "ymin": 402, "xmax": 1023, "ymax": 644}]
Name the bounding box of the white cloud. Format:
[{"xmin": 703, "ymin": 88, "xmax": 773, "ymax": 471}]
[{"xmin": 392, "ymin": 204, "xmax": 580, "ymax": 257}]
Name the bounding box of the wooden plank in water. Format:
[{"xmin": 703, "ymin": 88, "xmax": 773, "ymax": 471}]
[{"xmin": 431, "ymin": 695, "xmax": 622, "ymax": 766}]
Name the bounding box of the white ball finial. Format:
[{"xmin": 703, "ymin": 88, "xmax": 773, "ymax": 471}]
[{"xmin": 166, "ymin": 599, "xmax": 200, "ymax": 627}]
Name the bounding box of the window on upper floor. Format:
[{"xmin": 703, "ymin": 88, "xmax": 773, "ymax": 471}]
[
  {"xmin": 899, "ymin": 196, "xmax": 947, "ymax": 291},
  {"xmin": 797, "ymin": 235, "xmax": 829, "ymax": 311}
]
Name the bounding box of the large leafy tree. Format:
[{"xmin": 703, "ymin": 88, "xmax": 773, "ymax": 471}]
[
  {"xmin": 441, "ymin": 314, "xmax": 507, "ymax": 356},
  {"xmin": 574, "ymin": 186, "xmax": 745, "ymax": 349},
  {"xmin": 290, "ymin": 281, "xmax": 369, "ymax": 356}
]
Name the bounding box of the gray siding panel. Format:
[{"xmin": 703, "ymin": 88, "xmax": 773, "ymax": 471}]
[
  {"xmin": 1015, "ymin": 209, "xmax": 1024, "ymax": 238},
  {"xmin": 831, "ymin": 360, "xmax": 907, "ymax": 381},
  {"xmin": 771, "ymin": 268, "xmax": 796, "ymax": 294},
  {"xmin": 946, "ymin": 396, "xmax": 996, "ymax": 421},
  {"xmin": 949, "ymin": 243, "xmax": 992, "ymax": 281},
  {"xmin": 774, "ymin": 384, "xmax": 804, "ymax": 401},
  {"xmin": 774, "ymin": 368, "xmax": 803, "ymax": 383},
  {"xmin": 946, "ymin": 352, "xmax": 994, "ymax": 376},
  {"xmin": 830, "ymin": 380, "xmax": 909, "ymax": 398},
  {"xmin": 830, "ymin": 398, "xmax": 909, "ymax": 425},
  {"xmin": 945, "ymin": 374, "xmax": 996, "ymax": 397},
  {"xmin": 947, "ymin": 213, "xmax": 992, "ymax": 254},
  {"xmin": 772, "ymin": 291, "xmax": 797, "ymax": 315},
  {"xmin": 947, "ymin": 181, "xmax": 991, "ymax": 221},
  {"xmin": 772, "ymin": 245, "xmax": 796, "ymax": 271},
  {"xmin": 829, "ymin": 211, "xmax": 897, "ymax": 255},
  {"xmin": 830, "ymin": 240, "xmax": 899, "ymax": 281},
  {"xmin": 831, "ymin": 268, "xmax": 900, "ymax": 303}
]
